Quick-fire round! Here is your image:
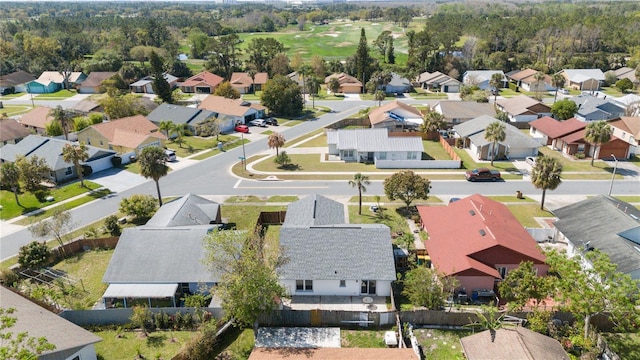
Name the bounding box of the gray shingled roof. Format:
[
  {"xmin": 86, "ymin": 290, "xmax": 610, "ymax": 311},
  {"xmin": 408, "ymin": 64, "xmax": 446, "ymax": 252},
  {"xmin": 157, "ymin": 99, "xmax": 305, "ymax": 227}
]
[
  {"xmin": 452, "ymin": 115, "xmax": 498, "ymax": 137},
  {"xmin": 461, "ymin": 327, "xmax": 569, "ymax": 360},
  {"xmin": 436, "ymin": 101, "xmax": 496, "ymax": 120},
  {"xmin": 283, "ymin": 194, "xmax": 346, "ymax": 227},
  {"xmin": 102, "ymin": 227, "xmax": 220, "ymax": 283},
  {"xmin": 553, "ymin": 195, "xmax": 640, "ymax": 279},
  {"xmin": 0, "ymin": 135, "xmax": 115, "ymax": 170},
  {"xmin": 147, "ymin": 103, "xmax": 215, "ymax": 126},
  {"xmin": 146, "ymin": 193, "xmax": 220, "ymax": 227},
  {"xmin": 330, "ymin": 128, "xmax": 424, "ymax": 153},
  {"xmin": 278, "ymin": 224, "xmax": 396, "ymax": 281},
  {"xmin": 571, "ymin": 94, "xmax": 625, "ymax": 120},
  {"xmin": 1, "ymin": 286, "xmax": 102, "ymax": 358}
]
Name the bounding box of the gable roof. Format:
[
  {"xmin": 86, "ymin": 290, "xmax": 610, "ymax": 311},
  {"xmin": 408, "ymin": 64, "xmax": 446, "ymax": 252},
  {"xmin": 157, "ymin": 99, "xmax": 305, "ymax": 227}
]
[
  {"xmin": 496, "ymin": 95, "xmax": 551, "ymax": 116},
  {"xmin": 147, "ymin": 103, "xmax": 215, "ymax": 126},
  {"xmin": 230, "ymin": 72, "xmax": 268, "ymax": 87},
  {"xmin": 1, "ymin": 286, "xmax": 102, "ymax": 357},
  {"xmin": 0, "ymin": 118, "xmax": 31, "ymax": 142},
  {"xmin": 529, "ymin": 117, "xmax": 586, "ymax": 139},
  {"xmin": 560, "ymin": 68, "xmax": 605, "ymax": 82},
  {"xmin": 198, "ymin": 95, "xmax": 265, "ymax": 117},
  {"xmin": 553, "ymin": 195, "xmax": 640, "ymax": 279},
  {"xmin": 388, "ymin": 73, "xmax": 411, "ymax": 87},
  {"xmin": 103, "ymin": 226, "xmax": 221, "ymax": 283},
  {"xmin": 327, "ymin": 128, "xmax": 424, "ymax": 153},
  {"xmin": 283, "ymin": 194, "xmax": 345, "ymax": 227},
  {"xmin": 369, "ymin": 100, "xmax": 423, "ymax": 126},
  {"xmin": 0, "ymin": 70, "xmax": 36, "ymax": 86},
  {"xmin": 324, "ymin": 72, "xmax": 362, "ymax": 86},
  {"xmin": 435, "ymin": 101, "xmax": 496, "ymax": 119},
  {"xmin": 418, "ymin": 71, "xmax": 461, "ymax": 85},
  {"xmin": 463, "ymin": 70, "xmax": 506, "ymax": 83},
  {"xmin": 609, "ymin": 117, "xmax": 640, "ymax": 138},
  {"xmin": 417, "ymin": 194, "xmax": 546, "ymax": 278},
  {"xmin": 81, "ymin": 72, "xmax": 117, "ymax": 87},
  {"xmin": 84, "ymin": 115, "xmax": 166, "ymax": 145},
  {"xmin": 507, "ymin": 68, "xmax": 539, "ymax": 81},
  {"xmin": 18, "ymin": 106, "xmax": 54, "ymax": 129},
  {"xmin": 37, "ymin": 71, "xmax": 84, "ymax": 84},
  {"xmin": 71, "ymin": 99, "xmax": 101, "ymax": 113},
  {"xmin": 278, "ymin": 224, "xmax": 396, "ymax": 281},
  {"xmin": 182, "ymin": 71, "xmax": 224, "ymax": 88},
  {"xmin": 453, "ymin": 115, "xmax": 541, "ymax": 149},
  {"xmin": 460, "ymin": 327, "xmax": 569, "ymax": 360},
  {"xmin": 146, "ymin": 193, "xmax": 221, "ymax": 227},
  {"xmin": 572, "ymin": 94, "xmax": 626, "ymax": 120}
]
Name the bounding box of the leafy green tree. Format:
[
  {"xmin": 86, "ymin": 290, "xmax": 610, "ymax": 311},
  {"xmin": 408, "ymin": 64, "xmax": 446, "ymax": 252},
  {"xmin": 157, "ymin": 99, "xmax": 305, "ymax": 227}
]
[
  {"xmin": 72, "ymin": 116, "xmax": 90, "ymax": 132},
  {"xmin": 349, "ymin": 173, "xmax": 370, "ymax": 215},
  {"xmin": 374, "ymin": 90, "xmax": 386, "ymax": 106},
  {"xmin": 15, "ymin": 155, "xmax": 51, "ymax": 192},
  {"xmin": 353, "ymin": 28, "xmax": 375, "ymax": 89},
  {"xmin": 214, "ymin": 81, "xmax": 241, "ymax": 99},
  {"xmin": 484, "ymin": 121, "xmax": 506, "ymax": 166},
  {"xmin": 615, "ymin": 78, "xmax": 633, "ymax": 93},
  {"xmin": 28, "ymin": 208, "xmax": 73, "ymax": 258},
  {"xmin": 551, "ymin": 99, "xmax": 578, "ymax": 120},
  {"xmin": 1, "ymin": 163, "xmax": 22, "ymax": 207},
  {"xmin": 267, "ymin": 132, "xmax": 285, "ymax": 157},
  {"xmin": 62, "ymin": 143, "xmax": 89, "ymax": 187},
  {"xmin": 138, "ymin": 146, "xmax": 169, "ymax": 206},
  {"xmin": 104, "ymin": 215, "xmax": 121, "ymax": 236},
  {"xmin": 246, "ymin": 37, "xmax": 285, "ymax": 73},
  {"xmin": 129, "ymin": 305, "xmax": 153, "ymax": 335},
  {"xmin": 551, "ymin": 73, "xmax": 566, "ymax": 102},
  {"xmin": 88, "ymin": 113, "xmax": 104, "ymax": 125},
  {"xmin": 546, "ymin": 249, "xmax": 640, "ymax": 340},
  {"xmin": 45, "ymin": 120, "xmax": 63, "ymax": 137},
  {"xmin": 584, "ymin": 121, "xmax": 612, "ymax": 166},
  {"xmin": 261, "ymin": 75, "xmax": 303, "ymax": 116},
  {"xmin": 100, "ymin": 94, "xmax": 148, "ymax": 120},
  {"xmin": 383, "ymin": 170, "xmax": 431, "ymax": 209},
  {"xmin": 530, "ymin": 155, "xmax": 563, "ymax": 210},
  {"xmin": 402, "ymin": 267, "xmax": 452, "ymax": 310},
  {"xmin": 328, "ymin": 77, "xmax": 341, "ymax": 95},
  {"xmin": 498, "ymin": 261, "xmax": 553, "ymax": 310},
  {"xmin": 49, "ymin": 105, "xmax": 71, "ymax": 140},
  {"xmin": 150, "ymin": 50, "xmax": 173, "ymax": 104},
  {"xmin": 18, "ymin": 241, "xmax": 51, "ymax": 269},
  {"xmin": 119, "ymin": 194, "xmax": 158, "ymax": 222},
  {"xmin": 385, "ymin": 36, "xmax": 395, "ymax": 64},
  {"xmin": 195, "ymin": 118, "xmax": 220, "ymax": 139},
  {"xmin": 274, "ymin": 151, "xmax": 291, "ymax": 168},
  {"xmin": 0, "ymin": 307, "xmax": 56, "ymax": 359}
]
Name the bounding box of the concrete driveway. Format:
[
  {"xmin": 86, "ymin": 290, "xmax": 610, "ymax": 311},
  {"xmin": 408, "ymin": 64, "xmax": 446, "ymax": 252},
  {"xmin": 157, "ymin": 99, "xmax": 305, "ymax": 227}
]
[{"xmin": 88, "ymin": 168, "xmax": 147, "ymax": 193}]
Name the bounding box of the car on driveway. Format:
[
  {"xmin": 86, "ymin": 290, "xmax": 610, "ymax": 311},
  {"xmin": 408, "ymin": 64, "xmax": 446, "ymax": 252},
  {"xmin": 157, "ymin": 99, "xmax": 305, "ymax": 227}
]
[
  {"xmin": 265, "ymin": 117, "xmax": 278, "ymax": 126},
  {"xmin": 234, "ymin": 124, "xmax": 249, "ymax": 133},
  {"xmin": 249, "ymin": 119, "xmax": 266, "ymax": 127},
  {"xmin": 465, "ymin": 168, "xmax": 501, "ymax": 182},
  {"xmin": 525, "ymin": 156, "xmax": 537, "ymax": 166}
]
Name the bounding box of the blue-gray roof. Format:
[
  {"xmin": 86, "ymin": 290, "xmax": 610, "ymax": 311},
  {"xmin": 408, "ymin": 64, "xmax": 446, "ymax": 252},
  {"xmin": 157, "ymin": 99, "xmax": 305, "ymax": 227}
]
[
  {"xmin": 452, "ymin": 115, "xmax": 498, "ymax": 137},
  {"xmin": 278, "ymin": 224, "xmax": 396, "ymax": 281},
  {"xmin": 283, "ymin": 194, "xmax": 346, "ymax": 227},
  {"xmin": 147, "ymin": 103, "xmax": 215, "ymax": 126},
  {"xmin": 146, "ymin": 193, "xmax": 220, "ymax": 227},
  {"xmin": 571, "ymin": 94, "xmax": 625, "ymax": 121},
  {"xmin": 102, "ymin": 226, "xmax": 220, "ymax": 283},
  {"xmin": 454, "ymin": 115, "xmax": 540, "ymax": 149},
  {"xmin": 329, "ymin": 128, "xmax": 424, "ymax": 152}
]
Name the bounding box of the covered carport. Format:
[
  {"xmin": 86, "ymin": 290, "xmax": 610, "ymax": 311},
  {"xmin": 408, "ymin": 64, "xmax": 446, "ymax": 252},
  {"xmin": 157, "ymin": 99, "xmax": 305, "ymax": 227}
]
[{"xmin": 102, "ymin": 283, "xmax": 178, "ymax": 308}]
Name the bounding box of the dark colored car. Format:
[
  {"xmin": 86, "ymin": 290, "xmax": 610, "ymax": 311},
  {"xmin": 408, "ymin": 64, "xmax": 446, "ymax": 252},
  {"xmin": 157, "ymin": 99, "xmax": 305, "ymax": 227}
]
[
  {"xmin": 465, "ymin": 168, "xmax": 501, "ymax": 182},
  {"xmin": 265, "ymin": 117, "xmax": 278, "ymax": 126},
  {"xmin": 234, "ymin": 124, "xmax": 249, "ymax": 133}
]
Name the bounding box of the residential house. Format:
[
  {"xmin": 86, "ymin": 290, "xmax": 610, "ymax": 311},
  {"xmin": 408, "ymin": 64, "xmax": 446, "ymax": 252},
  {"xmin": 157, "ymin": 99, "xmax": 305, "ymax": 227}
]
[
  {"xmin": 609, "ymin": 116, "xmax": 640, "ymax": 156},
  {"xmin": 0, "ymin": 70, "xmax": 36, "ymax": 93},
  {"xmin": 415, "ymin": 71, "xmax": 461, "ymax": 93},
  {"xmin": 327, "ymin": 128, "xmax": 423, "ymax": 165},
  {"xmin": 17, "ymin": 106, "xmax": 54, "ymax": 134},
  {"xmin": 462, "ymin": 70, "xmax": 506, "ymax": 90},
  {"xmin": 230, "ymin": 72, "xmax": 268, "ymax": 94},
  {"xmin": 613, "ymin": 67, "xmax": 638, "ymax": 85},
  {"xmin": 615, "ymin": 94, "xmax": 640, "ymax": 117},
  {"xmin": 384, "ymin": 73, "xmax": 412, "ymax": 94},
  {"xmin": 528, "ymin": 116, "xmax": 586, "ymax": 149},
  {"xmin": 452, "ymin": 115, "xmax": 540, "ymax": 160},
  {"xmin": 558, "ymin": 69, "xmax": 605, "ymax": 91},
  {"xmin": 77, "ymin": 115, "xmax": 166, "ymax": 163},
  {"xmin": 0, "ymin": 134, "xmax": 116, "ymax": 182},
  {"xmin": 27, "ymin": 71, "xmax": 86, "ymax": 93},
  {"xmin": 433, "ymin": 101, "xmax": 496, "ymax": 126},
  {"xmin": 179, "ymin": 71, "xmax": 223, "ymax": 94},
  {"xmin": 556, "ymin": 126, "xmax": 628, "ymax": 160},
  {"xmin": 0, "ymin": 118, "xmax": 31, "ymax": 147},
  {"xmin": 460, "ymin": 327, "xmax": 569, "ymax": 360},
  {"xmin": 286, "ymin": 71, "xmax": 305, "ymax": 92},
  {"xmin": 78, "ymin": 71, "xmax": 117, "ymax": 94},
  {"xmin": 495, "ymin": 95, "xmax": 552, "ymax": 122},
  {"xmin": 198, "ymin": 95, "xmax": 266, "ymax": 132},
  {"xmin": 147, "ymin": 103, "xmax": 216, "ymax": 136},
  {"xmin": 130, "ymin": 73, "xmax": 179, "ymax": 94},
  {"xmin": 279, "ymin": 195, "xmax": 396, "ymax": 298},
  {"xmin": 553, "ymin": 195, "xmax": 640, "ymax": 281},
  {"xmin": 325, "ymin": 72, "xmax": 362, "ymax": 94},
  {"xmin": 102, "ymin": 194, "xmax": 224, "ymax": 308},
  {"xmin": 571, "ymin": 94, "xmax": 626, "ymax": 121},
  {"xmin": 417, "ymin": 194, "xmax": 548, "ymax": 293},
  {"xmin": 71, "ymin": 99, "xmax": 104, "ymax": 115},
  {"xmin": 1, "ymin": 286, "xmax": 102, "ymax": 360},
  {"xmin": 506, "ymin": 68, "xmax": 554, "ymax": 92},
  {"xmin": 368, "ymin": 100, "xmax": 423, "ymax": 130}
]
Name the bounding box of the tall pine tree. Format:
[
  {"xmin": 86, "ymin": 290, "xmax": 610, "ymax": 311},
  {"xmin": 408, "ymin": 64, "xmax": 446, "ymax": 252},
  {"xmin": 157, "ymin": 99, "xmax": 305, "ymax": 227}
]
[
  {"xmin": 354, "ymin": 28, "xmax": 375, "ymax": 92},
  {"xmin": 150, "ymin": 51, "xmax": 173, "ymax": 104}
]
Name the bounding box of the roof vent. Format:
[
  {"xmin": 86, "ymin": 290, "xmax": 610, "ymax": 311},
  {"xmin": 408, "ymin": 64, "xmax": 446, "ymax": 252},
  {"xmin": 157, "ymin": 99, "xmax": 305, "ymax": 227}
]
[
  {"xmin": 469, "ymin": 210, "xmax": 476, "ymax": 216},
  {"xmin": 479, "ymin": 229, "xmax": 486, "ymax": 236}
]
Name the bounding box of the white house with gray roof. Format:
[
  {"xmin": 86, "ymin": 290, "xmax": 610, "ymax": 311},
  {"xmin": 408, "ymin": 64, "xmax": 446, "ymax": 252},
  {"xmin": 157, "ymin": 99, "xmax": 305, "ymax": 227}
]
[
  {"xmin": 570, "ymin": 94, "xmax": 626, "ymax": 121},
  {"xmin": 327, "ymin": 128, "xmax": 423, "ymax": 165},
  {"xmin": 452, "ymin": 115, "xmax": 540, "ymax": 160},
  {"xmin": 462, "ymin": 70, "xmax": 507, "ymax": 90},
  {"xmin": 147, "ymin": 104, "xmax": 216, "ymax": 137}
]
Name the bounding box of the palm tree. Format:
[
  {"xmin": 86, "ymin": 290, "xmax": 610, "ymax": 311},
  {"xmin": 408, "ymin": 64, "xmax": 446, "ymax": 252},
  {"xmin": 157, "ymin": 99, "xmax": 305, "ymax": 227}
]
[
  {"xmin": 551, "ymin": 73, "xmax": 566, "ymax": 102},
  {"xmin": 171, "ymin": 123, "xmax": 188, "ymax": 148},
  {"xmin": 248, "ymin": 69, "xmax": 257, "ymax": 94},
  {"xmin": 420, "ymin": 111, "xmax": 446, "ymax": 139},
  {"xmin": 374, "ymin": 90, "xmax": 386, "ymax": 106},
  {"xmin": 484, "ymin": 121, "xmax": 506, "ymax": 166},
  {"xmin": 307, "ymin": 76, "xmax": 320, "ymax": 109},
  {"xmin": 584, "ymin": 121, "xmax": 613, "ymax": 166},
  {"xmin": 267, "ymin": 132, "xmax": 285, "ymax": 156},
  {"xmin": 50, "ymin": 105, "xmax": 71, "ymax": 140},
  {"xmin": 298, "ymin": 65, "xmax": 312, "ymax": 100},
  {"xmin": 1, "ymin": 163, "xmax": 22, "ymax": 207},
  {"xmin": 533, "ymin": 72, "xmax": 546, "ymax": 100},
  {"xmin": 531, "ymin": 155, "xmax": 563, "ymax": 210},
  {"xmin": 349, "ymin": 173, "xmax": 370, "ymax": 215},
  {"xmin": 62, "ymin": 142, "xmax": 89, "ymax": 187},
  {"xmin": 159, "ymin": 120, "xmax": 173, "ymax": 138},
  {"xmin": 139, "ymin": 146, "xmax": 169, "ymax": 206},
  {"xmin": 489, "ymin": 73, "xmax": 503, "ymax": 102}
]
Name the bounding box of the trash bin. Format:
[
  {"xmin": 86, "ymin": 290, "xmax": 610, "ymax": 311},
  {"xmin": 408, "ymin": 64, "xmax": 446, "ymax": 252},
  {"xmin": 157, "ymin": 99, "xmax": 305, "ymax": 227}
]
[
  {"xmin": 217, "ymin": 142, "xmax": 223, "ymax": 151},
  {"xmin": 516, "ymin": 190, "xmax": 523, "ymax": 199}
]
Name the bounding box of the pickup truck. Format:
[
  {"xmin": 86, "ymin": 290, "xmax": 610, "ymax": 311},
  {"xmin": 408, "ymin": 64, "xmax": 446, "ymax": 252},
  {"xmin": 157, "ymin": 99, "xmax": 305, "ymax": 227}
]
[{"xmin": 465, "ymin": 168, "xmax": 501, "ymax": 182}]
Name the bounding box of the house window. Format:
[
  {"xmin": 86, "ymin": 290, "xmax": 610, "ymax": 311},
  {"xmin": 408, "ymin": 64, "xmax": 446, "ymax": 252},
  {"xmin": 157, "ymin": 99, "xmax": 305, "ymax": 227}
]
[
  {"xmin": 407, "ymin": 152, "xmax": 417, "ymax": 160},
  {"xmin": 343, "ymin": 150, "xmax": 354, "ymax": 159},
  {"xmin": 622, "ymin": 132, "xmax": 626, "ymax": 139},
  {"xmin": 378, "ymin": 152, "xmax": 387, "ymax": 160},
  {"xmin": 65, "ymin": 167, "xmax": 72, "ymax": 175},
  {"xmin": 361, "ymin": 280, "xmax": 376, "ymax": 295},
  {"xmin": 296, "ymin": 280, "xmax": 313, "ymax": 292},
  {"xmin": 577, "ymin": 144, "xmax": 585, "ymax": 152},
  {"xmin": 100, "ymin": 140, "xmax": 103, "ymax": 146},
  {"xmin": 339, "ymin": 280, "xmax": 346, "ymax": 287},
  {"xmin": 108, "ymin": 144, "xmax": 113, "ymax": 150},
  {"xmin": 496, "ymin": 267, "xmax": 507, "ymax": 279},
  {"xmin": 86, "ymin": 138, "xmax": 91, "ymax": 145}
]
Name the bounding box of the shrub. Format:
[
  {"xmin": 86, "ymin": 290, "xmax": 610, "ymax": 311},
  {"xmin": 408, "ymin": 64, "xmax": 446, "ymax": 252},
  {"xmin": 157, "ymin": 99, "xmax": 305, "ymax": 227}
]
[
  {"xmin": 104, "ymin": 215, "xmax": 121, "ymax": 236},
  {"xmin": 34, "ymin": 189, "xmax": 49, "ymax": 202},
  {"xmin": 18, "ymin": 241, "xmax": 51, "ymax": 269},
  {"xmin": 575, "ymin": 152, "xmax": 586, "ymax": 159},
  {"xmin": 0, "ymin": 268, "xmax": 20, "ymax": 287},
  {"xmin": 183, "ymin": 293, "xmax": 211, "ymax": 308},
  {"xmin": 119, "ymin": 194, "xmax": 158, "ymax": 222}
]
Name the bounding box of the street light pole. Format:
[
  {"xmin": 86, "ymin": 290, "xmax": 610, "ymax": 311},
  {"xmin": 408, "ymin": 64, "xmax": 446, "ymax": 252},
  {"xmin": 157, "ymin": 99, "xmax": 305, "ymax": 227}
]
[{"xmin": 608, "ymin": 154, "xmax": 618, "ymax": 196}]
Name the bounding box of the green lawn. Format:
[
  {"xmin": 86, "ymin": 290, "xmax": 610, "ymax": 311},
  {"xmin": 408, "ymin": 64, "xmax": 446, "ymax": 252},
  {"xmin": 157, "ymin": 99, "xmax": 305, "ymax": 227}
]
[
  {"xmin": 34, "ymin": 89, "xmax": 76, "ymax": 99},
  {"xmin": 0, "ymin": 104, "xmax": 33, "ymax": 116},
  {"xmin": 225, "ymin": 195, "xmax": 264, "ymax": 203},
  {"xmin": 415, "ymin": 328, "xmax": 471, "ymax": 360},
  {"xmin": 505, "ymin": 204, "xmax": 554, "ymax": 228},
  {"xmin": 348, "ymin": 205, "xmax": 410, "ymax": 237},
  {"xmin": 221, "ymin": 204, "xmax": 287, "ymax": 230},
  {"xmin": 349, "ymin": 195, "xmax": 442, "ymax": 204},
  {"xmin": 285, "ymin": 128, "xmax": 325, "ymax": 147},
  {"xmin": 266, "ymin": 195, "xmax": 299, "ymax": 202},
  {"xmin": 1, "ymin": 181, "xmax": 102, "ymax": 220},
  {"xmin": 486, "ymin": 195, "xmax": 535, "ymax": 203},
  {"xmin": 94, "ymin": 329, "xmax": 195, "ymax": 360},
  {"xmin": 14, "ymin": 189, "xmax": 112, "ymax": 225},
  {"xmin": 423, "ymin": 140, "xmax": 453, "ymax": 160},
  {"xmin": 411, "ymin": 92, "xmax": 449, "ymax": 99},
  {"xmin": 341, "ymin": 329, "xmax": 387, "ymax": 348},
  {"xmin": 296, "ymin": 133, "xmax": 327, "ymax": 147},
  {"xmin": 190, "ymin": 137, "xmax": 249, "ymax": 160},
  {"xmin": 167, "ymin": 134, "xmax": 239, "ymax": 158},
  {"xmin": 537, "ymin": 147, "xmax": 613, "ymax": 172},
  {"xmin": 0, "ymin": 92, "xmax": 26, "ymax": 99},
  {"xmin": 601, "ymin": 86, "xmax": 637, "ymax": 96}
]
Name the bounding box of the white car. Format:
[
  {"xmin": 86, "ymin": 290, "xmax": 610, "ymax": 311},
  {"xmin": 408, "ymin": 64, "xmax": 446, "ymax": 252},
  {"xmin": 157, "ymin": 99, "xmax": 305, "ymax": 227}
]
[
  {"xmin": 560, "ymin": 89, "xmax": 570, "ymax": 95},
  {"xmin": 250, "ymin": 119, "xmax": 266, "ymax": 127},
  {"xmin": 525, "ymin": 156, "xmax": 537, "ymax": 166}
]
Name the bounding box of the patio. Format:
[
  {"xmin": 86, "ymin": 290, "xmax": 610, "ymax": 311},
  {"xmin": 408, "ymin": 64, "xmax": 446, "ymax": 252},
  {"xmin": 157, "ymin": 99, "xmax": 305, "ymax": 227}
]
[{"xmin": 283, "ymin": 295, "xmax": 390, "ymax": 312}]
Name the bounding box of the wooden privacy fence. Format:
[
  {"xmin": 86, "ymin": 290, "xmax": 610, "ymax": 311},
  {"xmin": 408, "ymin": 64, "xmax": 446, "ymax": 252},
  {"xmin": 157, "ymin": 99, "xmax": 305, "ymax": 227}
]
[{"xmin": 440, "ymin": 136, "xmax": 461, "ymax": 162}]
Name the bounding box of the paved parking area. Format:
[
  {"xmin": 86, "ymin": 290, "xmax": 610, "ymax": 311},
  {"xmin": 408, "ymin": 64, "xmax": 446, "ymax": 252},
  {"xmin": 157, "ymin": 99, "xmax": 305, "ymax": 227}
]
[{"xmin": 88, "ymin": 168, "xmax": 147, "ymax": 193}]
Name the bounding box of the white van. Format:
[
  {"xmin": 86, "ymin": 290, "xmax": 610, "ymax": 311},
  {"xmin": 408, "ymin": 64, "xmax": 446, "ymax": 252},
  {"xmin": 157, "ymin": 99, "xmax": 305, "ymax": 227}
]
[{"xmin": 165, "ymin": 149, "xmax": 177, "ymax": 162}]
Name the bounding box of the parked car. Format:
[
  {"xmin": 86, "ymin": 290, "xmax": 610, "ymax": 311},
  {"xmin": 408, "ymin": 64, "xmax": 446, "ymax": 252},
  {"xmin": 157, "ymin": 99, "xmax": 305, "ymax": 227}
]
[
  {"xmin": 249, "ymin": 119, "xmax": 266, "ymax": 127},
  {"xmin": 560, "ymin": 88, "xmax": 570, "ymax": 95},
  {"xmin": 264, "ymin": 117, "xmax": 278, "ymax": 126},
  {"xmin": 465, "ymin": 168, "xmax": 501, "ymax": 182},
  {"xmin": 164, "ymin": 149, "xmax": 176, "ymax": 162},
  {"xmin": 369, "ymin": 205, "xmax": 379, "ymax": 212},
  {"xmin": 234, "ymin": 124, "xmax": 249, "ymax": 133},
  {"xmin": 525, "ymin": 156, "xmax": 537, "ymax": 166}
]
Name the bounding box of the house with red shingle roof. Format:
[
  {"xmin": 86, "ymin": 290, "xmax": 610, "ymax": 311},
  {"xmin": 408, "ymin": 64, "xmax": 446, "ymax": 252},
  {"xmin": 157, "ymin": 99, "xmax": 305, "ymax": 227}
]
[
  {"xmin": 198, "ymin": 95, "xmax": 266, "ymax": 132},
  {"xmin": 77, "ymin": 115, "xmax": 166, "ymax": 163},
  {"xmin": 506, "ymin": 68, "xmax": 554, "ymax": 92},
  {"xmin": 368, "ymin": 100, "xmax": 423, "ymax": 131},
  {"xmin": 495, "ymin": 95, "xmax": 551, "ymax": 123},
  {"xmin": 17, "ymin": 106, "xmax": 55, "ymax": 134},
  {"xmin": 324, "ymin": 72, "xmax": 362, "ymax": 94},
  {"xmin": 528, "ymin": 116, "xmax": 585, "ymax": 149},
  {"xmin": 180, "ymin": 71, "xmax": 224, "ymax": 94},
  {"xmin": 417, "ymin": 194, "xmax": 548, "ymax": 294},
  {"xmin": 0, "ymin": 118, "xmax": 32, "ymax": 147},
  {"xmin": 609, "ymin": 116, "xmax": 640, "ymax": 156},
  {"xmin": 78, "ymin": 71, "xmax": 117, "ymax": 94},
  {"xmin": 230, "ymin": 72, "xmax": 268, "ymax": 94}
]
